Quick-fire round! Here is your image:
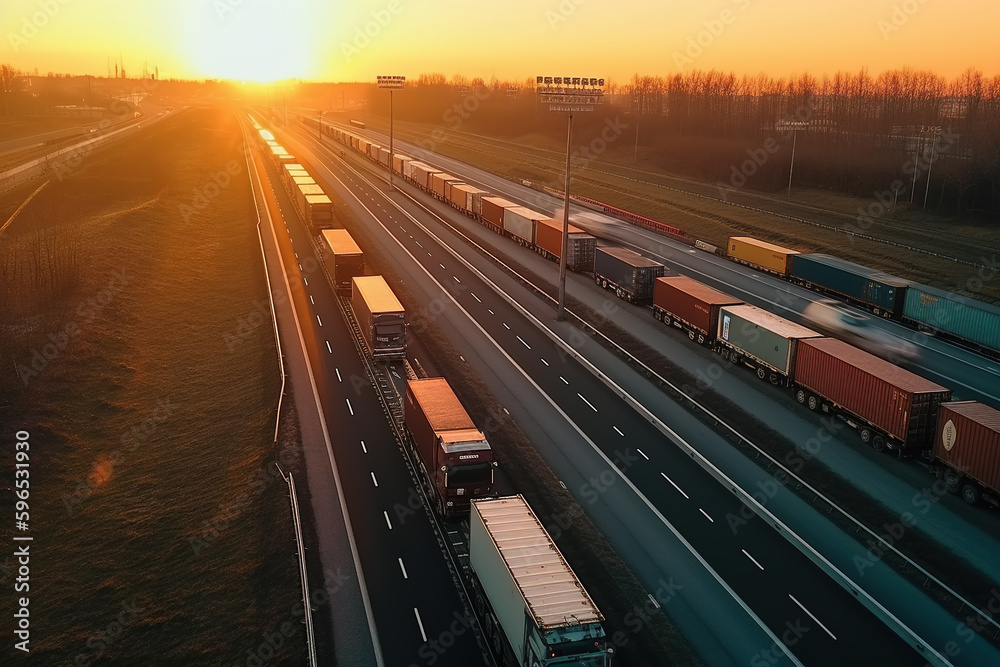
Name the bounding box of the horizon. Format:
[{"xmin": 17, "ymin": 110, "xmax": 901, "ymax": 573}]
[{"xmin": 2, "ymin": 0, "xmax": 997, "ymax": 84}]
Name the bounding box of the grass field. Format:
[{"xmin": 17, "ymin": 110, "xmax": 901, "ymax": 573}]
[
  {"xmin": 0, "ymin": 108, "xmax": 303, "ymax": 665},
  {"xmin": 352, "ymin": 112, "xmax": 1000, "ymax": 303}
]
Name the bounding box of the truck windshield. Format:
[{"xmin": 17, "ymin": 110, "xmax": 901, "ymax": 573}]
[{"xmin": 446, "ymin": 463, "xmax": 492, "ymax": 486}]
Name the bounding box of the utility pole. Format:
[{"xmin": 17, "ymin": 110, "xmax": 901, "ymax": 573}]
[{"xmin": 377, "ymin": 76, "xmax": 405, "ymax": 192}]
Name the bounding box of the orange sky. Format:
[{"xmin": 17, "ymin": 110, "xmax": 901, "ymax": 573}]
[{"xmin": 1, "ymin": 0, "xmax": 996, "ymax": 82}]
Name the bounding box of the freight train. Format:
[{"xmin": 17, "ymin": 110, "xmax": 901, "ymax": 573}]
[
  {"xmin": 726, "ymin": 236, "xmax": 1000, "ymax": 360},
  {"xmin": 305, "ymin": 115, "xmax": 1000, "ymax": 506}
]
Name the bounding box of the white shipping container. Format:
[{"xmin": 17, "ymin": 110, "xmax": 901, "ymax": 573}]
[{"xmin": 503, "ymin": 206, "xmax": 548, "ymax": 244}]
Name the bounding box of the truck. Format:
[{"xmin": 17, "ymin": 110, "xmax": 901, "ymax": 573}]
[
  {"xmin": 469, "ymin": 496, "xmax": 612, "ymax": 667},
  {"xmin": 789, "ymin": 253, "xmax": 910, "ymax": 318},
  {"xmin": 351, "ymin": 275, "xmax": 406, "ymax": 358},
  {"xmin": 902, "ymin": 282, "xmax": 1000, "ymax": 357},
  {"xmin": 716, "ymin": 304, "xmax": 822, "ymax": 385},
  {"xmin": 932, "ymin": 401, "xmax": 1000, "ymax": 506},
  {"xmin": 792, "ymin": 337, "xmax": 952, "ymax": 454},
  {"xmin": 535, "ymin": 219, "xmax": 598, "ymax": 272},
  {"xmin": 653, "ymin": 276, "xmax": 742, "ymax": 344},
  {"xmin": 405, "ymin": 378, "xmax": 494, "ymax": 516},
  {"xmin": 320, "ymin": 229, "xmax": 364, "ymax": 294},
  {"xmin": 727, "ymin": 236, "xmax": 799, "ymax": 275},
  {"xmin": 480, "ymin": 196, "xmax": 518, "ymax": 233},
  {"xmin": 595, "ymin": 246, "xmax": 665, "ymax": 302}
]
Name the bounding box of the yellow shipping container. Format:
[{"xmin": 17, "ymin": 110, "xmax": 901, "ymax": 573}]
[{"xmin": 727, "ymin": 236, "xmax": 799, "ymax": 275}]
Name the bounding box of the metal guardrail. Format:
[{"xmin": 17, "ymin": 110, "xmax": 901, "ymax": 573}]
[{"xmin": 281, "ymin": 470, "xmax": 318, "ymax": 667}]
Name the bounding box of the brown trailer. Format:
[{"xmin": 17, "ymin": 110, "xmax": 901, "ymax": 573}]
[
  {"xmin": 653, "ymin": 276, "xmax": 742, "ymax": 344},
  {"xmin": 934, "ymin": 401, "xmax": 1000, "ymax": 506}
]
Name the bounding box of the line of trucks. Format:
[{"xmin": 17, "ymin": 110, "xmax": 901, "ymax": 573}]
[
  {"xmin": 252, "ymin": 116, "xmax": 613, "ymax": 664},
  {"xmin": 314, "ymin": 116, "xmax": 1000, "ymax": 508}
]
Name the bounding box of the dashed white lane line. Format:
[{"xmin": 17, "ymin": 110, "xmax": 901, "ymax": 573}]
[
  {"xmin": 488, "ymin": 309, "xmax": 494, "ymax": 315},
  {"xmin": 316, "ymin": 315, "xmax": 323, "ymax": 327},
  {"xmin": 346, "ymin": 398, "xmax": 354, "ymax": 415},
  {"xmin": 361, "ymin": 440, "xmax": 367, "ymax": 454},
  {"xmin": 383, "ymin": 511, "xmax": 392, "ymax": 530},
  {"xmin": 303, "ymin": 277, "xmax": 308, "ymax": 286},
  {"xmin": 370, "ymin": 472, "xmax": 378, "ymax": 487},
  {"xmin": 560, "ymin": 376, "xmax": 569, "ymax": 385},
  {"xmin": 699, "ymin": 508, "xmax": 714, "ymax": 523},
  {"xmin": 415, "ymin": 240, "xmax": 422, "ymax": 248},
  {"xmin": 503, "ymin": 322, "xmax": 510, "ymax": 330},
  {"xmin": 294, "ymin": 252, "xmax": 298, "ymax": 258},
  {"xmin": 326, "ymin": 340, "xmax": 332, "ymax": 354},
  {"xmin": 453, "ymin": 275, "xmax": 461, "ymax": 284},
  {"xmin": 298, "ymin": 263, "xmax": 303, "ymax": 271},
  {"xmin": 742, "ymin": 549, "xmax": 764, "ymax": 571},
  {"xmin": 614, "ymin": 426, "xmax": 624, "ymax": 437},
  {"xmin": 540, "ymin": 358, "xmax": 549, "ymax": 366},
  {"xmin": 309, "ymin": 295, "xmax": 315, "ymax": 304},
  {"xmin": 637, "ymin": 448, "xmax": 648, "ymax": 460},
  {"xmin": 439, "ymin": 263, "xmax": 446, "ymax": 270},
  {"xmin": 472, "ymin": 292, "xmax": 481, "ymax": 303},
  {"xmin": 517, "ymin": 335, "xmax": 531, "ymax": 349},
  {"xmin": 789, "ymin": 594, "xmax": 837, "ymax": 640},
  {"xmin": 578, "ymin": 393, "xmax": 598, "ymax": 412},
  {"xmin": 661, "ymin": 472, "xmax": 689, "ymax": 499},
  {"xmin": 398, "ymin": 558, "xmax": 408, "ymax": 579},
  {"xmin": 336, "ymin": 368, "xmax": 342, "ymax": 382},
  {"xmin": 414, "ymin": 608, "xmax": 427, "ymax": 642}
]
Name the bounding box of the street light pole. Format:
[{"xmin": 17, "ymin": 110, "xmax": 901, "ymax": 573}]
[
  {"xmin": 558, "ymin": 113, "xmax": 574, "ymax": 320},
  {"xmin": 377, "ymin": 75, "xmax": 405, "ymax": 193},
  {"xmin": 389, "ymin": 90, "xmax": 394, "ymax": 192},
  {"xmin": 787, "ymin": 129, "xmax": 798, "ymax": 198}
]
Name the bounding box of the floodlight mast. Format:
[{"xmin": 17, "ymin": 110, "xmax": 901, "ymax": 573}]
[
  {"xmin": 537, "ymin": 76, "xmax": 604, "ymax": 321},
  {"xmin": 377, "ymin": 75, "xmax": 406, "ymax": 192}
]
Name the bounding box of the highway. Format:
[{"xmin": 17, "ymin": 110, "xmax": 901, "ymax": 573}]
[
  {"xmin": 243, "ymin": 119, "xmax": 487, "ymax": 667},
  {"xmin": 268, "ymin": 115, "xmax": 990, "ymax": 665}
]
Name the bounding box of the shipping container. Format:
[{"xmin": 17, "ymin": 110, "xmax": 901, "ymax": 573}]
[
  {"xmin": 653, "ymin": 276, "xmax": 743, "ymax": 344},
  {"xmin": 411, "ymin": 163, "xmax": 440, "ymax": 190},
  {"xmin": 367, "ymin": 143, "xmax": 381, "ymax": 160},
  {"xmin": 443, "ymin": 178, "xmax": 465, "ymax": 204},
  {"xmin": 405, "ymin": 378, "xmax": 493, "ymax": 516},
  {"xmin": 280, "ymin": 164, "xmax": 307, "ymax": 188},
  {"xmin": 934, "ymin": 401, "xmax": 1000, "ymax": 505},
  {"xmin": 320, "ymin": 229, "xmax": 364, "ymax": 293},
  {"xmin": 533, "ymin": 218, "xmax": 597, "ymax": 271},
  {"xmin": 789, "ymin": 254, "xmax": 910, "ymax": 318},
  {"xmin": 727, "ymin": 236, "xmax": 799, "ymax": 275},
  {"xmin": 432, "ymin": 173, "xmax": 461, "ymax": 199},
  {"xmin": 902, "ymin": 283, "xmax": 1000, "ymax": 356},
  {"xmin": 595, "ymin": 246, "xmax": 665, "ymax": 302},
  {"xmin": 793, "ymin": 337, "xmax": 951, "ymax": 452},
  {"xmin": 292, "ymin": 175, "xmax": 316, "ymax": 187},
  {"xmin": 378, "ymin": 147, "xmax": 390, "ymax": 167},
  {"xmin": 303, "ymin": 194, "xmax": 333, "ymax": 227},
  {"xmin": 503, "ymin": 206, "xmax": 548, "ymax": 244},
  {"xmin": 449, "ymin": 183, "xmax": 484, "ymax": 213},
  {"xmin": 351, "ymin": 275, "xmax": 406, "ymax": 358},
  {"xmin": 392, "ymin": 154, "xmax": 411, "ymax": 176},
  {"xmin": 469, "ymin": 496, "xmax": 609, "ymax": 667},
  {"xmin": 480, "ymin": 196, "xmax": 517, "ymax": 232},
  {"xmin": 295, "ymin": 183, "xmax": 325, "ymax": 218},
  {"xmin": 716, "ymin": 304, "xmax": 822, "ymax": 382}
]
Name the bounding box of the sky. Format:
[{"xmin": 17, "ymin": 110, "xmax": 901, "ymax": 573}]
[{"xmin": 1, "ymin": 0, "xmax": 996, "ymax": 83}]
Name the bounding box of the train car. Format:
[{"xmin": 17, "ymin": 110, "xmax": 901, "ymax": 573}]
[
  {"xmin": 902, "ymin": 283, "xmax": 1000, "ymax": 357},
  {"xmin": 480, "ymin": 197, "xmax": 517, "ymax": 234},
  {"xmin": 789, "ymin": 254, "xmax": 910, "ymax": 318},
  {"xmin": 653, "ymin": 276, "xmax": 743, "ymax": 344},
  {"xmin": 727, "ymin": 237, "xmax": 799, "ymax": 275},
  {"xmin": 535, "ymin": 219, "xmax": 597, "ymax": 272}
]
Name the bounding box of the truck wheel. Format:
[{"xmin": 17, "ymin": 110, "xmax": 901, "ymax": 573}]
[
  {"xmin": 859, "ymin": 427, "xmax": 873, "ymax": 445},
  {"xmin": 872, "ymin": 435, "xmax": 886, "ymax": 452},
  {"xmin": 795, "ymin": 389, "xmax": 807, "ymax": 405},
  {"xmin": 756, "ymin": 367, "xmax": 766, "ymax": 380},
  {"xmin": 596, "ymin": 276, "xmax": 602, "ymax": 285},
  {"xmin": 944, "ymin": 471, "xmax": 961, "ymax": 494},
  {"xmin": 807, "ymin": 395, "xmax": 819, "ymax": 411},
  {"xmin": 961, "ymin": 483, "xmax": 982, "ymax": 506}
]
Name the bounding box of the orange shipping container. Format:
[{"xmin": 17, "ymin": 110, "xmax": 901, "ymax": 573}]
[
  {"xmin": 935, "ymin": 401, "xmax": 1000, "ymax": 500},
  {"xmin": 727, "ymin": 236, "xmax": 799, "ymax": 275}
]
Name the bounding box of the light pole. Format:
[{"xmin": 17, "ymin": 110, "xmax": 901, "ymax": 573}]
[
  {"xmin": 377, "ymin": 75, "xmax": 405, "ymax": 192},
  {"xmin": 537, "ymin": 76, "xmax": 604, "ymax": 321},
  {"xmin": 318, "ymin": 109, "xmax": 323, "ymax": 140},
  {"xmin": 923, "ymin": 126, "xmax": 941, "ymax": 210},
  {"xmin": 633, "ymin": 97, "xmax": 640, "ymax": 166},
  {"xmin": 777, "ymin": 120, "xmax": 808, "ymax": 198}
]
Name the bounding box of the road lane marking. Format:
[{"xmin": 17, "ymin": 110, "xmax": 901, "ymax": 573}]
[
  {"xmin": 453, "ymin": 276, "xmax": 461, "ymax": 284},
  {"xmin": 414, "ymin": 608, "xmax": 426, "ymax": 642},
  {"xmin": 439, "ymin": 263, "xmax": 446, "ymax": 270},
  {"xmin": 503, "ymin": 322, "xmax": 510, "ymax": 330},
  {"xmin": 699, "ymin": 508, "xmax": 714, "ymax": 523},
  {"xmin": 336, "ymin": 368, "xmax": 342, "ymax": 382},
  {"xmin": 309, "ymin": 295, "xmax": 314, "ymax": 304},
  {"xmin": 361, "ymin": 440, "xmax": 367, "ymax": 453},
  {"xmin": 303, "ymin": 277, "xmax": 308, "ymax": 286},
  {"xmin": 742, "ymin": 549, "xmax": 764, "ymax": 571},
  {"xmin": 789, "ymin": 595, "xmax": 837, "ymax": 640},
  {"xmin": 661, "ymin": 472, "xmax": 689, "ymax": 499},
  {"xmin": 540, "ymin": 358, "xmax": 549, "ymax": 366},
  {"xmin": 316, "ymin": 315, "xmax": 323, "ymax": 327},
  {"xmin": 488, "ymin": 309, "xmax": 494, "ymax": 315},
  {"xmin": 637, "ymin": 448, "xmax": 648, "ymax": 460},
  {"xmin": 295, "ymin": 252, "xmax": 298, "ymax": 258},
  {"xmin": 614, "ymin": 426, "xmax": 624, "ymax": 436},
  {"xmin": 578, "ymin": 393, "xmax": 598, "ymax": 412},
  {"xmin": 398, "ymin": 558, "xmax": 408, "ymax": 579},
  {"xmin": 560, "ymin": 376, "xmax": 569, "ymax": 385},
  {"xmin": 383, "ymin": 512, "xmax": 392, "ymax": 530},
  {"xmin": 517, "ymin": 335, "xmax": 531, "ymax": 349},
  {"xmin": 346, "ymin": 398, "xmax": 354, "ymax": 415},
  {"xmin": 472, "ymin": 292, "xmax": 481, "ymax": 303},
  {"xmin": 298, "ymin": 263, "xmax": 303, "ymax": 270},
  {"xmin": 370, "ymin": 472, "xmax": 378, "ymax": 487},
  {"xmin": 415, "ymin": 240, "xmax": 422, "ymax": 248}
]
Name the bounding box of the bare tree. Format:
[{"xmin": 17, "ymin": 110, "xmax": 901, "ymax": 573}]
[{"xmin": 0, "ymin": 63, "xmax": 24, "ymax": 117}]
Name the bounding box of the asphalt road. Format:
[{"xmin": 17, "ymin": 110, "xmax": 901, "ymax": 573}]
[{"xmin": 270, "ymin": 118, "xmax": 961, "ymax": 666}]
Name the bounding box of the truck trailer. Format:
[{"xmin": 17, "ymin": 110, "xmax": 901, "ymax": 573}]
[
  {"xmin": 480, "ymin": 196, "xmax": 518, "ymax": 233},
  {"xmin": 716, "ymin": 304, "xmax": 822, "ymax": 384},
  {"xmin": 792, "ymin": 337, "xmax": 952, "ymax": 453},
  {"xmin": 653, "ymin": 276, "xmax": 743, "ymax": 344},
  {"xmin": 789, "ymin": 254, "xmax": 910, "ymax": 318},
  {"xmin": 535, "ymin": 219, "xmax": 597, "ymax": 272},
  {"xmin": 727, "ymin": 236, "xmax": 799, "ymax": 275},
  {"xmin": 469, "ymin": 496, "xmax": 611, "ymax": 667},
  {"xmin": 405, "ymin": 378, "xmax": 494, "ymax": 516},
  {"xmin": 351, "ymin": 275, "xmax": 406, "ymax": 358},
  {"xmin": 595, "ymin": 246, "xmax": 665, "ymax": 302},
  {"xmin": 320, "ymin": 229, "xmax": 364, "ymax": 294},
  {"xmin": 933, "ymin": 401, "xmax": 1000, "ymax": 506}
]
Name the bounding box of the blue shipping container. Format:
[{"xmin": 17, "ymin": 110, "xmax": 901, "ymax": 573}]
[
  {"xmin": 903, "ymin": 283, "xmax": 1000, "ymax": 353},
  {"xmin": 790, "ymin": 254, "xmax": 909, "ymax": 317}
]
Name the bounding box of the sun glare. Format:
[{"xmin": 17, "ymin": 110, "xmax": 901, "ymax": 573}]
[{"xmin": 186, "ymin": 3, "xmax": 314, "ymax": 82}]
